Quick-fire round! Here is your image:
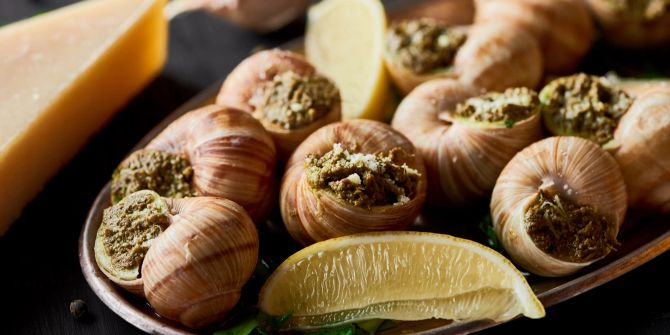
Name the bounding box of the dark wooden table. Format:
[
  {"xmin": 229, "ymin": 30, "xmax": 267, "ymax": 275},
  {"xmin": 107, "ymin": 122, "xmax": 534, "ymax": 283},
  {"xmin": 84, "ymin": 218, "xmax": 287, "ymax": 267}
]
[{"xmin": 1, "ymin": 1, "xmax": 670, "ymax": 334}]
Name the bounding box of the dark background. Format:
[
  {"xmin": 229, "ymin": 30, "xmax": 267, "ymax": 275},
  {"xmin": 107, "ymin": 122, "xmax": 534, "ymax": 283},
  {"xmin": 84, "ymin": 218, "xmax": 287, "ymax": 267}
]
[{"xmin": 1, "ymin": 1, "xmax": 670, "ymax": 334}]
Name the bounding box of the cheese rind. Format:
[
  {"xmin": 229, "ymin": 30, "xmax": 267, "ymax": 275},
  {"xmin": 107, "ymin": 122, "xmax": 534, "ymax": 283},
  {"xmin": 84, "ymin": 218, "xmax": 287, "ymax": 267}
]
[{"xmin": 0, "ymin": 0, "xmax": 168, "ymax": 235}]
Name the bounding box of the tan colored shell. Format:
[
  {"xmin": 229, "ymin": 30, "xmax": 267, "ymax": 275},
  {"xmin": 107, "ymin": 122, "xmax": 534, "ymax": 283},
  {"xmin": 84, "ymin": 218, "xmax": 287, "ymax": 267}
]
[
  {"xmin": 390, "ymin": 0, "xmax": 475, "ymax": 26},
  {"xmin": 168, "ymin": 0, "xmax": 309, "ymax": 33},
  {"xmin": 391, "ymin": 79, "xmax": 543, "ymax": 205},
  {"xmin": 475, "ymin": 0, "xmax": 594, "ymax": 74},
  {"xmin": 491, "ymin": 137, "xmax": 627, "ymax": 277},
  {"xmin": 216, "ymin": 49, "xmax": 341, "ymax": 160},
  {"xmin": 614, "ymin": 78, "xmax": 670, "ymax": 97},
  {"xmin": 384, "ymin": 22, "xmax": 543, "ymax": 95},
  {"xmin": 146, "ymin": 104, "xmax": 277, "ymax": 222},
  {"xmin": 611, "ymin": 86, "xmax": 670, "ymax": 211},
  {"xmin": 142, "ymin": 197, "xmax": 259, "ymax": 328},
  {"xmin": 280, "ymin": 120, "xmax": 427, "ymax": 245},
  {"xmin": 586, "ymin": 0, "xmax": 670, "ymax": 48}
]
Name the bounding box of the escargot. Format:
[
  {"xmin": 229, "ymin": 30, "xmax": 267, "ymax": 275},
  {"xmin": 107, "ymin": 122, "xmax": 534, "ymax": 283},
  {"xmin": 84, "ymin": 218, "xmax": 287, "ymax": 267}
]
[
  {"xmin": 392, "ymin": 79, "xmax": 543, "ymax": 206},
  {"xmin": 474, "ymin": 0, "xmax": 594, "ymax": 74},
  {"xmin": 168, "ymin": 0, "xmax": 310, "ymax": 33},
  {"xmin": 541, "ymin": 74, "xmax": 670, "ymax": 211},
  {"xmin": 216, "ymin": 49, "xmax": 342, "ymax": 160},
  {"xmin": 94, "ymin": 191, "xmax": 259, "ymax": 318},
  {"xmin": 280, "ymin": 120, "xmax": 427, "ymax": 245},
  {"xmin": 491, "ymin": 137, "xmax": 628, "ymax": 277},
  {"xmin": 586, "ymin": 0, "xmax": 670, "ymax": 48},
  {"xmin": 391, "ymin": 0, "xmax": 475, "ymax": 27},
  {"xmin": 110, "ymin": 105, "xmax": 277, "ymax": 222},
  {"xmin": 610, "ymin": 86, "xmax": 670, "ymax": 211},
  {"xmin": 143, "ymin": 196, "xmax": 259, "ymax": 328},
  {"xmin": 383, "ymin": 19, "xmax": 543, "ymax": 94}
]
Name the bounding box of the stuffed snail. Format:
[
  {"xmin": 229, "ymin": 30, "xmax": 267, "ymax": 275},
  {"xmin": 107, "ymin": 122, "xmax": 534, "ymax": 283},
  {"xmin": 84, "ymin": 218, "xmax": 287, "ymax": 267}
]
[
  {"xmin": 280, "ymin": 120, "xmax": 427, "ymax": 245},
  {"xmin": 383, "ymin": 20, "xmax": 542, "ymax": 94},
  {"xmin": 217, "ymin": 49, "xmax": 342, "ymax": 160},
  {"xmin": 586, "ymin": 0, "xmax": 670, "ymax": 48},
  {"xmin": 111, "ymin": 105, "xmax": 277, "ymax": 222},
  {"xmin": 167, "ymin": 0, "xmax": 310, "ymax": 33},
  {"xmin": 491, "ymin": 137, "xmax": 627, "ymax": 277},
  {"xmin": 474, "ymin": 0, "xmax": 594, "ymax": 74},
  {"xmin": 392, "ymin": 79, "xmax": 543, "ymax": 205},
  {"xmin": 95, "ymin": 190, "xmax": 259, "ymax": 329},
  {"xmin": 541, "ymin": 74, "xmax": 670, "ymax": 211}
]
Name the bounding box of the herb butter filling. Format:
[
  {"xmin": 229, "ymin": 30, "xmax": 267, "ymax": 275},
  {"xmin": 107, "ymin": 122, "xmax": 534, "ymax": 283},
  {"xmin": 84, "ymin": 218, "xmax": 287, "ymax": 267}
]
[
  {"xmin": 540, "ymin": 73, "xmax": 633, "ymax": 145},
  {"xmin": 101, "ymin": 191, "xmax": 169, "ymax": 274},
  {"xmin": 605, "ymin": 0, "xmax": 670, "ymax": 21},
  {"xmin": 386, "ymin": 18, "xmax": 467, "ymax": 74},
  {"xmin": 250, "ymin": 71, "xmax": 340, "ymax": 130},
  {"xmin": 111, "ymin": 149, "xmax": 196, "ymax": 204},
  {"xmin": 455, "ymin": 87, "xmax": 539, "ymax": 127},
  {"xmin": 525, "ymin": 191, "xmax": 617, "ymax": 263},
  {"xmin": 305, "ymin": 143, "xmax": 421, "ymax": 208}
]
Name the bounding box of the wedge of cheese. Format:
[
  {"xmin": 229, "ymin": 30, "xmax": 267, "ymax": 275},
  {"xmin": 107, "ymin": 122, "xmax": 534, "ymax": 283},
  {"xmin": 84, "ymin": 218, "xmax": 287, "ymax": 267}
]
[{"xmin": 0, "ymin": 0, "xmax": 167, "ymax": 235}]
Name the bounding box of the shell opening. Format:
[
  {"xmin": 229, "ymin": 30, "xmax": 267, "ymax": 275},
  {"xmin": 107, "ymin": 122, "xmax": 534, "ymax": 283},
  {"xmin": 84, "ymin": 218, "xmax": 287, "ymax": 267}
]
[
  {"xmin": 99, "ymin": 191, "xmax": 170, "ymax": 278},
  {"xmin": 111, "ymin": 149, "xmax": 195, "ymax": 204},
  {"xmin": 386, "ymin": 18, "xmax": 467, "ymax": 74},
  {"xmin": 604, "ymin": 0, "xmax": 670, "ymax": 21},
  {"xmin": 304, "ymin": 143, "xmax": 421, "ymax": 208},
  {"xmin": 249, "ymin": 70, "xmax": 340, "ymax": 130},
  {"xmin": 540, "ymin": 73, "xmax": 633, "ymax": 145},
  {"xmin": 454, "ymin": 87, "xmax": 539, "ymax": 127},
  {"xmin": 525, "ymin": 191, "xmax": 618, "ymax": 263}
]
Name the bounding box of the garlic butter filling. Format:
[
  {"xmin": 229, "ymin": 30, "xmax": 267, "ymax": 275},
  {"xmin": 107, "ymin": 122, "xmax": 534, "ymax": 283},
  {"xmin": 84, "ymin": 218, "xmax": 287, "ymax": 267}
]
[
  {"xmin": 540, "ymin": 73, "xmax": 633, "ymax": 145},
  {"xmin": 250, "ymin": 70, "xmax": 340, "ymax": 130},
  {"xmin": 525, "ymin": 191, "xmax": 617, "ymax": 263},
  {"xmin": 305, "ymin": 143, "xmax": 421, "ymax": 208},
  {"xmin": 100, "ymin": 191, "xmax": 169, "ymax": 274},
  {"xmin": 455, "ymin": 87, "xmax": 540, "ymax": 126},
  {"xmin": 111, "ymin": 149, "xmax": 195, "ymax": 204},
  {"xmin": 386, "ymin": 18, "xmax": 467, "ymax": 74}
]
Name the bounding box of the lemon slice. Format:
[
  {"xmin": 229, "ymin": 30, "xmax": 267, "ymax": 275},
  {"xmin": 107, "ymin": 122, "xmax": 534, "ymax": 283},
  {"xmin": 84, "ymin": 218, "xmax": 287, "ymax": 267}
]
[
  {"xmin": 259, "ymin": 231, "xmax": 545, "ymax": 330},
  {"xmin": 305, "ymin": 0, "xmax": 391, "ymax": 121}
]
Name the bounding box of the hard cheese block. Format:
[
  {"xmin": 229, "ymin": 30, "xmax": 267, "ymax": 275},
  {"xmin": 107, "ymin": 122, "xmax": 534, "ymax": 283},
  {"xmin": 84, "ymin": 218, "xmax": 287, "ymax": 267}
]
[{"xmin": 0, "ymin": 0, "xmax": 167, "ymax": 235}]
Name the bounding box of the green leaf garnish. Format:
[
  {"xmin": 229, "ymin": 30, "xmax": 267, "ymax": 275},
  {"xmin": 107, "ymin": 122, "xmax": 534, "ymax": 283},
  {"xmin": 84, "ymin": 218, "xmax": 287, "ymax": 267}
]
[{"xmin": 504, "ymin": 119, "xmax": 516, "ymax": 128}]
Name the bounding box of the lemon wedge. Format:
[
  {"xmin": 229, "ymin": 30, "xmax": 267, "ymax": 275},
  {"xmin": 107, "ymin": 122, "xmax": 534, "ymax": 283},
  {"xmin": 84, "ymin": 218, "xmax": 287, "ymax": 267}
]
[
  {"xmin": 259, "ymin": 231, "xmax": 545, "ymax": 330},
  {"xmin": 305, "ymin": 0, "xmax": 391, "ymax": 121}
]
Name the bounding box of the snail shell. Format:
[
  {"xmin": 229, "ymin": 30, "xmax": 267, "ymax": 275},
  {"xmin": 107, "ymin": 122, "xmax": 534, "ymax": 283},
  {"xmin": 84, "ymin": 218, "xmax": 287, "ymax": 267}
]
[
  {"xmin": 170, "ymin": 0, "xmax": 309, "ymax": 33},
  {"xmin": 391, "ymin": 79, "xmax": 543, "ymax": 206},
  {"xmin": 216, "ymin": 49, "xmax": 341, "ymax": 160},
  {"xmin": 146, "ymin": 104, "xmax": 277, "ymax": 222},
  {"xmin": 474, "ymin": 0, "xmax": 594, "ymax": 74},
  {"xmin": 491, "ymin": 137, "xmax": 627, "ymax": 277},
  {"xmin": 384, "ymin": 21, "xmax": 543, "ymax": 95},
  {"xmin": 611, "ymin": 86, "xmax": 670, "ymax": 211},
  {"xmin": 280, "ymin": 120, "xmax": 427, "ymax": 245},
  {"xmin": 390, "ymin": 0, "xmax": 475, "ymax": 26},
  {"xmin": 142, "ymin": 196, "xmax": 259, "ymax": 328},
  {"xmin": 586, "ymin": 0, "xmax": 670, "ymax": 48}
]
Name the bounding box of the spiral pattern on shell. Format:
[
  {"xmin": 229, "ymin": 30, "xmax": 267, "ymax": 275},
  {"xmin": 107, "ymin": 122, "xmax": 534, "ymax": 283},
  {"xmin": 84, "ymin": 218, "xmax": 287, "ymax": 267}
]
[
  {"xmin": 474, "ymin": 0, "xmax": 594, "ymax": 74},
  {"xmin": 146, "ymin": 104, "xmax": 277, "ymax": 222},
  {"xmin": 612, "ymin": 86, "xmax": 670, "ymax": 211},
  {"xmin": 142, "ymin": 197, "xmax": 259, "ymax": 328},
  {"xmin": 216, "ymin": 49, "xmax": 342, "ymax": 160},
  {"xmin": 392, "ymin": 79, "xmax": 543, "ymax": 206},
  {"xmin": 491, "ymin": 137, "xmax": 627, "ymax": 277},
  {"xmin": 280, "ymin": 120, "xmax": 427, "ymax": 245},
  {"xmin": 384, "ymin": 21, "xmax": 543, "ymax": 95}
]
